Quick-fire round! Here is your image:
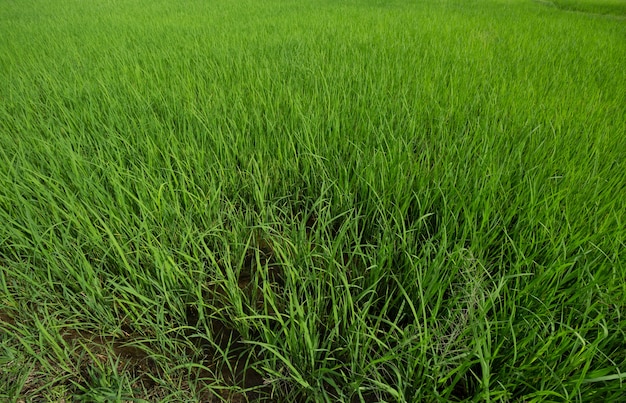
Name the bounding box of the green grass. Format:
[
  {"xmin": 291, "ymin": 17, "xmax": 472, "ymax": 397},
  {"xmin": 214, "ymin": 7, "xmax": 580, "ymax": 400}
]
[
  {"xmin": 1, "ymin": 0, "xmax": 625, "ymax": 401},
  {"xmin": 551, "ymin": 0, "xmax": 626, "ymax": 16}
]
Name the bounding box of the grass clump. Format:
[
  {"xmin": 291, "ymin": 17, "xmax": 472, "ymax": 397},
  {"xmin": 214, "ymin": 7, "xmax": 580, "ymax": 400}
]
[
  {"xmin": 1, "ymin": 0, "xmax": 625, "ymax": 401},
  {"xmin": 551, "ymin": 0, "xmax": 626, "ymax": 16}
]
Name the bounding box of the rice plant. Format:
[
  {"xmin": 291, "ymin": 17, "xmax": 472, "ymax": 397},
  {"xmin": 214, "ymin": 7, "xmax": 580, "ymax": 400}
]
[{"xmin": 1, "ymin": 0, "xmax": 625, "ymax": 401}]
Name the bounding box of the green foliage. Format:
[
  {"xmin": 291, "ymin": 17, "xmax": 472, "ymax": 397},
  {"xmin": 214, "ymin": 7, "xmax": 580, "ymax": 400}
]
[
  {"xmin": 551, "ymin": 0, "xmax": 626, "ymax": 16},
  {"xmin": 1, "ymin": 0, "xmax": 625, "ymax": 401}
]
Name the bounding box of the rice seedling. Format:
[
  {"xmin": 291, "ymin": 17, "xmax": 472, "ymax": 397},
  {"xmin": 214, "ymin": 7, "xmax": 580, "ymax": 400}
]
[{"xmin": 1, "ymin": 0, "xmax": 625, "ymax": 401}]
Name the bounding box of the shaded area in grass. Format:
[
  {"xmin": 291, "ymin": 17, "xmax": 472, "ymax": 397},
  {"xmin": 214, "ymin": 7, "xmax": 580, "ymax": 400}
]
[{"xmin": 549, "ymin": 0, "xmax": 626, "ymax": 16}]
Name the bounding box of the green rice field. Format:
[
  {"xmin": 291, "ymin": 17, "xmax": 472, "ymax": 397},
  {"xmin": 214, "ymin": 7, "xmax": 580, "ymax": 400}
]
[{"xmin": 1, "ymin": 0, "xmax": 625, "ymax": 401}]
